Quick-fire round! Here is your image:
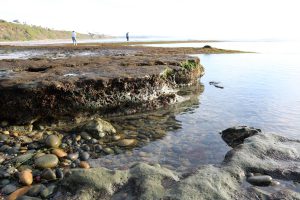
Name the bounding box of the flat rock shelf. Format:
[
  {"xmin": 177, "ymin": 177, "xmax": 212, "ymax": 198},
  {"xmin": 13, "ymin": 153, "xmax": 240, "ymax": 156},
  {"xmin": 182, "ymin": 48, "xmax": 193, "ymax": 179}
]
[{"xmin": 0, "ymin": 47, "xmax": 205, "ymax": 124}]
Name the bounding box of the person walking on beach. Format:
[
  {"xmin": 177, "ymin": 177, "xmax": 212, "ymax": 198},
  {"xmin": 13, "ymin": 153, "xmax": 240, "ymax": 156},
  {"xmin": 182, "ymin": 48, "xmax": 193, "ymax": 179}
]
[
  {"xmin": 72, "ymin": 31, "xmax": 77, "ymax": 46},
  {"xmin": 126, "ymin": 32, "xmax": 129, "ymax": 42}
]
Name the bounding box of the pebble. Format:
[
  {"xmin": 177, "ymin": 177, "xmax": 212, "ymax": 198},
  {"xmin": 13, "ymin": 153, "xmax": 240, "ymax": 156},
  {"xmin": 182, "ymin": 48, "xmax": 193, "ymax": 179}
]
[
  {"xmin": 1, "ymin": 184, "xmax": 18, "ymax": 194},
  {"xmin": 271, "ymin": 180, "xmax": 280, "ymax": 186},
  {"xmin": 41, "ymin": 169, "xmax": 56, "ymax": 180},
  {"xmin": 7, "ymin": 186, "xmax": 31, "ymax": 200},
  {"xmin": 117, "ymin": 139, "xmax": 137, "ymax": 147},
  {"xmin": 81, "ymin": 144, "xmax": 90, "ymax": 151},
  {"xmin": 0, "ymin": 179, "xmax": 10, "ymax": 186},
  {"xmin": 3, "ymin": 130, "xmax": 10, "ymax": 135},
  {"xmin": 103, "ymin": 147, "xmax": 114, "ymax": 154},
  {"xmin": 0, "ymin": 155, "xmax": 5, "ymax": 164},
  {"xmin": 19, "ymin": 169, "xmax": 33, "ymax": 186},
  {"xmin": 40, "ymin": 185, "xmax": 56, "ymax": 198},
  {"xmin": 80, "ymin": 132, "xmax": 91, "ymax": 140},
  {"xmin": 67, "ymin": 153, "xmax": 79, "ymax": 161},
  {"xmin": 52, "ymin": 148, "xmax": 67, "ymax": 158},
  {"xmin": 55, "ymin": 168, "xmax": 64, "ymax": 179},
  {"xmin": 247, "ymin": 175, "xmax": 273, "ymax": 186},
  {"xmin": 16, "ymin": 196, "xmax": 42, "ymax": 200},
  {"xmin": 80, "ymin": 152, "xmax": 90, "ymax": 161},
  {"xmin": 35, "ymin": 154, "xmax": 59, "ymax": 169},
  {"xmin": 0, "ymin": 134, "xmax": 9, "ymax": 142},
  {"xmin": 79, "ymin": 161, "xmax": 90, "ymax": 169},
  {"xmin": 26, "ymin": 184, "xmax": 46, "ymax": 197},
  {"xmin": 95, "ymin": 144, "xmax": 103, "ymax": 153},
  {"xmin": 113, "ymin": 135, "xmax": 121, "ymax": 141},
  {"xmin": 45, "ymin": 135, "xmax": 61, "ymax": 148}
]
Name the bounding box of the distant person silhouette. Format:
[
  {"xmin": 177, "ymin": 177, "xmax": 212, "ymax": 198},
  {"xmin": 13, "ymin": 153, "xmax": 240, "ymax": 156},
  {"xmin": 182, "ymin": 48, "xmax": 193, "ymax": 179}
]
[
  {"xmin": 72, "ymin": 31, "xmax": 77, "ymax": 46},
  {"xmin": 126, "ymin": 32, "xmax": 129, "ymax": 41}
]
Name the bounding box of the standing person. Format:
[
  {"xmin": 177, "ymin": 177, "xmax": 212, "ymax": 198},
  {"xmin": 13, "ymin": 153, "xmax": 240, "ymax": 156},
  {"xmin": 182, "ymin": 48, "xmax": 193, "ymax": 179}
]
[
  {"xmin": 72, "ymin": 31, "xmax": 77, "ymax": 46},
  {"xmin": 126, "ymin": 32, "xmax": 129, "ymax": 42}
]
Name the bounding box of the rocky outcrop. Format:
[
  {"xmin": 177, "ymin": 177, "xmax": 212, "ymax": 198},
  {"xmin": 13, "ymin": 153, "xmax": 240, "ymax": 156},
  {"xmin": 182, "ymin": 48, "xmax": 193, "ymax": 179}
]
[
  {"xmin": 57, "ymin": 128, "xmax": 300, "ymax": 200},
  {"xmin": 220, "ymin": 126, "xmax": 262, "ymax": 147},
  {"xmin": 0, "ymin": 53, "xmax": 204, "ymax": 124}
]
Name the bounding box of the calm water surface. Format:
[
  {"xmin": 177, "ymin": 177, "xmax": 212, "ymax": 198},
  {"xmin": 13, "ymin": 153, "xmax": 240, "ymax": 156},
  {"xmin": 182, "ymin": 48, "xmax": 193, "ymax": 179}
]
[{"xmin": 91, "ymin": 42, "xmax": 300, "ymax": 172}]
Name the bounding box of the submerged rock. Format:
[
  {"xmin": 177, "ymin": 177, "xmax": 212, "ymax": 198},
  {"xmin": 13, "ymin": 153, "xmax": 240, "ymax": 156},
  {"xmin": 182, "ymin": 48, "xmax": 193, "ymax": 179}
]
[{"xmin": 75, "ymin": 118, "xmax": 116, "ymax": 139}]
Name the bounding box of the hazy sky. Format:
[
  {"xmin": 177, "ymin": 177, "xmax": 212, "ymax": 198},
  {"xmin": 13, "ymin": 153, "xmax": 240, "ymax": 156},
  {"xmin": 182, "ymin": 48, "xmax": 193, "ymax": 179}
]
[{"xmin": 1, "ymin": 0, "xmax": 299, "ymax": 40}]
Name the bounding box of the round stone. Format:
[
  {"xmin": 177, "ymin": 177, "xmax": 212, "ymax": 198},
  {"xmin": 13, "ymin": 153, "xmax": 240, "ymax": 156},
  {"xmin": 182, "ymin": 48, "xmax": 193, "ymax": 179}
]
[
  {"xmin": 52, "ymin": 148, "xmax": 67, "ymax": 158},
  {"xmin": 80, "ymin": 152, "xmax": 90, "ymax": 161},
  {"xmin": 113, "ymin": 135, "xmax": 121, "ymax": 141},
  {"xmin": 103, "ymin": 147, "xmax": 114, "ymax": 154},
  {"xmin": 80, "ymin": 132, "xmax": 91, "ymax": 140},
  {"xmin": 79, "ymin": 161, "xmax": 90, "ymax": 169},
  {"xmin": 26, "ymin": 184, "xmax": 46, "ymax": 197},
  {"xmin": 95, "ymin": 144, "xmax": 103, "ymax": 153},
  {"xmin": 19, "ymin": 169, "xmax": 33, "ymax": 186},
  {"xmin": 81, "ymin": 144, "xmax": 91, "ymax": 151},
  {"xmin": 41, "ymin": 169, "xmax": 56, "ymax": 180},
  {"xmin": 55, "ymin": 168, "xmax": 64, "ymax": 179},
  {"xmin": 35, "ymin": 154, "xmax": 59, "ymax": 169},
  {"xmin": 1, "ymin": 184, "xmax": 18, "ymax": 195},
  {"xmin": 0, "ymin": 134, "xmax": 9, "ymax": 142},
  {"xmin": 247, "ymin": 175, "xmax": 272, "ymax": 186},
  {"xmin": 67, "ymin": 152, "xmax": 79, "ymax": 161},
  {"xmin": 45, "ymin": 135, "xmax": 61, "ymax": 148},
  {"xmin": 117, "ymin": 139, "xmax": 137, "ymax": 147}
]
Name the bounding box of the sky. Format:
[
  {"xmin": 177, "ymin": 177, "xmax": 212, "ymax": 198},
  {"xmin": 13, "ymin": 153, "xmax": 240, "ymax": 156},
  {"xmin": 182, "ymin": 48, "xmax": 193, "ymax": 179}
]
[{"xmin": 1, "ymin": 0, "xmax": 300, "ymax": 40}]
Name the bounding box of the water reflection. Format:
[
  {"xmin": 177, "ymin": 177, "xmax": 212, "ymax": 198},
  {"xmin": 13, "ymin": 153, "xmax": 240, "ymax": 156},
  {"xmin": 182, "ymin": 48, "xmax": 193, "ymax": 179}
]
[{"xmin": 90, "ymin": 83, "xmax": 215, "ymax": 172}]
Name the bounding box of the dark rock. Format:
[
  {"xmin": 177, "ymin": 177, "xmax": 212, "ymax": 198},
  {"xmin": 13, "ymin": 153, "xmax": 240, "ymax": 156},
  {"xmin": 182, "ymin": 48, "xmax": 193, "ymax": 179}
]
[
  {"xmin": 220, "ymin": 126, "xmax": 261, "ymax": 147},
  {"xmin": 80, "ymin": 152, "xmax": 90, "ymax": 161},
  {"xmin": 0, "ymin": 179, "xmax": 10, "ymax": 186},
  {"xmin": 41, "ymin": 169, "xmax": 56, "ymax": 180},
  {"xmin": 209, "ymin": 81, "xmax": 224, "ymax": 89},
  {"xmin": 80, "ymin": 132, "xmax": 91, "ymax": 140},
  {"xmin": 16, "ymin": 196, "xmax": 42, "ymax": 200},
  {"xmin": 94, "ymin": 144, "xmax": 103, "ymax": 153},
  {"xmin": 40, "ymin": 184, "xmax": 56, "ymax": 198},
  {"xmin": 55, "ymin": 168, "xmax": 64, "ymax": 179},
  {"xmin": 81, "ymin": 144, "xmax": 91, "ymax": 151},
  {"xmin": 26, "ymin": 184, "xmax": 46, "ymax": 197},
  {"xmin": 203, "ymin": 45, "xmax": 212, "ymax": 49},
  {"xmin": 1, "ymin": 183, "xmax": 18, "ymax": 194},
  {"xmin": 247, "ymin": 175, "xmax": 272, "ymax": 186}
]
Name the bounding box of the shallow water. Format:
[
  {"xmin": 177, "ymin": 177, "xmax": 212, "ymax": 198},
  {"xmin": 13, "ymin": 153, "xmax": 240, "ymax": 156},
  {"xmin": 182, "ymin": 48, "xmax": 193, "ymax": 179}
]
[{"xmin": 90, "ymin": 41, "xmax": 300, "ymax": 172}]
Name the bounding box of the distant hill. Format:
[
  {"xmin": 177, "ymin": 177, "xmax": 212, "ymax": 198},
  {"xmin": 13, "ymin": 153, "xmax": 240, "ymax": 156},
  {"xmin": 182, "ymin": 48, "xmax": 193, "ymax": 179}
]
[{"xmin": 0, "ymin": 19, "xmax": 110, "ymax": 41}]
